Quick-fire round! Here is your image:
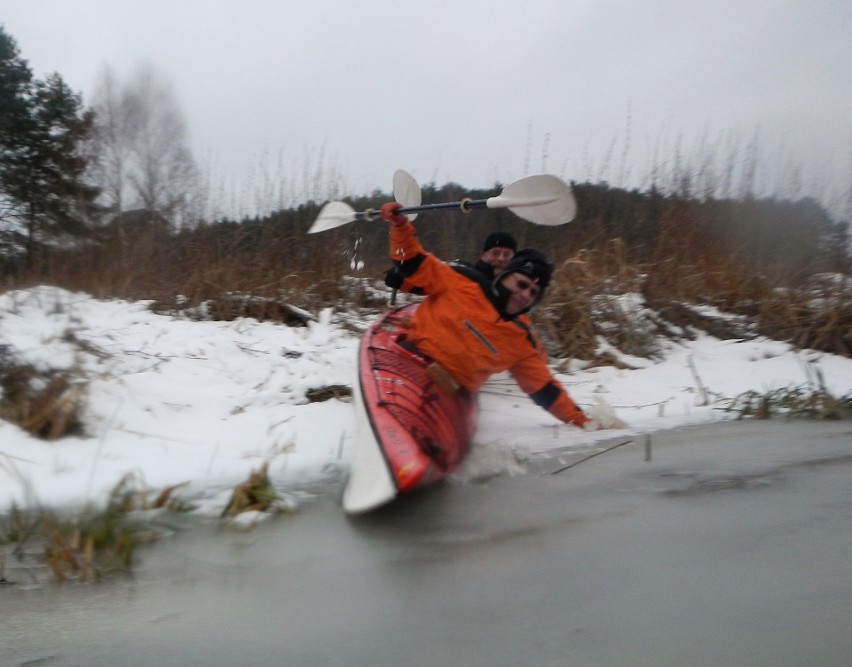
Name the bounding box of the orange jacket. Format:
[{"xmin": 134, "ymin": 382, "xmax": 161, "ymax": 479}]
[{"xmin": 389, "ymin": 221, "xmax": 588, "ymax": 427}]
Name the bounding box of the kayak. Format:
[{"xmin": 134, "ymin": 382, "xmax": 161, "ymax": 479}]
[{"xmin": 342, "ymin": 303, "xmax": 477, "ymax": 513}]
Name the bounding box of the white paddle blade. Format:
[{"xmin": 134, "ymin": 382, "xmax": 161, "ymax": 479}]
[
  {"xmin": 308, "ymin": 201, "xmax": 357, "ymax": 234},
  {"xmin": 488, "ymin": 174, "xmax": 577, "ymax": 225},
  {"xmin": 392, "ymin": 169, "xmax": 420, "ymax": 221}
]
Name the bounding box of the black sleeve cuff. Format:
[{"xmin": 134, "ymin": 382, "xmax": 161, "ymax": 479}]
[{"xmin": 530, "ymin": 382, "xmax": 560, "ymax": 410}]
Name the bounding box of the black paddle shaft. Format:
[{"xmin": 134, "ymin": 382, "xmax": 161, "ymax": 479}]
[{"xmin": 356, "ymin": 198, "xmax": 487, "ymax": 221}]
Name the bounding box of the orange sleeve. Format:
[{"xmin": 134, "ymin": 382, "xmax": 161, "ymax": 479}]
[
  {"xmin": 510, "ymin": 353, "xmax": 589, "ymax": 427},
  {"xmin": 389, "ymin": 220, "xmax": 424, "ymax": 263},
  {"xmin": 387, "ymin": 221, "xmax": 461, "ymax": 296}
]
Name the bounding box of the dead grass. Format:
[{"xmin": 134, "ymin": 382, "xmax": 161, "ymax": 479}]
[
  {"xmin": 0, "ymin": 350, "xmax": 86, "ymax": 440},
  {"xmin": 41, "ymin": 509, "xmax": 137, "ymax": 582},
  {"xmin": 537, "ymin": 239, "xmax": 656, "ymax": 361},
  {"xmin": 0, "ymin": 473, "xmax": 190, "ymax": 583},
  {"xmin": 757, "ymin": 287, "xmax": 852, "ymax": 357},
  {"xmin": 221, "ymin": 462, "xmax": 284, "ymax": 518},
  {"xmin": 723, "ymin": 386, "xmax": 852, "ymax": 420},
  {"xmin": 8, "ymin": 190, "xmax": 849, "ymax": 362},
  {"xmin": 496, "ymin": 228, "xmax": 851, "ymax": 366}
]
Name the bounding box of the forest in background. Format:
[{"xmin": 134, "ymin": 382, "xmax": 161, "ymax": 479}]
[
  {"xmin": 13, "ymin": 178, "xmax": 851, "ymax": 360},
  {"xmin": 2, "ymin": 24, "xmax": 851, "ymax": 362}
]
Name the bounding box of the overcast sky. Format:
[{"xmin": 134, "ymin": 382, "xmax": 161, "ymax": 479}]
[{"xmin": 3, "ymin": 0, "xmax": 852, "ymax": 218}]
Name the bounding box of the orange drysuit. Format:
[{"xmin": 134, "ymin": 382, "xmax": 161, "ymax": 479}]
[{"xmin": 389, "ymin": 221, "xmax": 589, "ymax": 427}]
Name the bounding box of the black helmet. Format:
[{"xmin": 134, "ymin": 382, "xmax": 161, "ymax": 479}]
[
  {"xmin": 501, "ymin": 248, "xmax": 553, "ymax": 293},
  {"xmin": 482, "ymin": 231, "xmax": 517, "ymax": 253}
]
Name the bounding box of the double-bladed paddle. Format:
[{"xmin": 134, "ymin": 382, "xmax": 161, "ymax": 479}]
[{"xmin": 308, "ymin": 169, "xmax": 576, "ymax": 233}]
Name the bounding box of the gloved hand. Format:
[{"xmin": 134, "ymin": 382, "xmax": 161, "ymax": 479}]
[
  {"xmin": 582, "ymin": 397, "xmax": 627, "ymax": 431},
  {"xmin": 384, "ymin": 265, "xmax": 404, "ymax": 289},
  {"xmin": 380, "ymin": 202, "xmax": 409, "ymax": 227}
]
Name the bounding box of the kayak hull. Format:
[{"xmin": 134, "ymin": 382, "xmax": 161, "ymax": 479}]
[{"xmin": 342, "ymin": 303, "xmax": 477, "ymax": 513}]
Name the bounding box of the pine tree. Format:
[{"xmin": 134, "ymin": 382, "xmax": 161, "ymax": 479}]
[
  {"xmin": 0, "ymin": 27, "xmax": 100, "ymax": 262},
  {"xmin": 0, "ymin": 25, "xmax": 33, "ymax": 253}
]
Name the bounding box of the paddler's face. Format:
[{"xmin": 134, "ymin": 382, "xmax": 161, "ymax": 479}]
[
  {"xmin": 481, "ymin": 246, "xmax": 514, "ymax": 271},
  {"xmin": 500, "ymin": 272, "xmax": 541, "ymax": 315}
]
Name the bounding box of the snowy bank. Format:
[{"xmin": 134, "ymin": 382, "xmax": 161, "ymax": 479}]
[{"xmin": 2, "ymin": 286, "xmax": 851, "ymax": 514}]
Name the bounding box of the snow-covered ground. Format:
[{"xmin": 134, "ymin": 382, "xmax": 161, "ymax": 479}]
[{"xmin": 2, "ymin": 285, "xmax": 851, "ymax": 516}]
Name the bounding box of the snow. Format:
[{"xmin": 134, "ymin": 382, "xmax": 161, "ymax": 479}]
[{"xmin": 2, "ymin": 285, "xmax": 851, "ymax": 515}]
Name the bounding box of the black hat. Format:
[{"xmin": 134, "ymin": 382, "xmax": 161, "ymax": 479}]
[
  {"xmin": 502, "ymin": 249, "xmax": 553, "ymax": 293},
  {"xmin": 482, "ymin": 232, "xmax": 517, "ymax": 253}
]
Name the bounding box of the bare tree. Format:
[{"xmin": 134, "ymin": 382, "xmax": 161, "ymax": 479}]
[
  {"xmin": 88, "ymin": 63, "xmax": 200, "ymax": 227},
  {"xmin": 86, "ymin": 66, "xmax": 135, "ymax": 215}
]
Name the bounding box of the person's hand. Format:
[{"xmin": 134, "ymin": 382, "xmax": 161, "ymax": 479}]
[
  {"xmin": 380, "ymin": 202, "xmax": 409, "ymax": 227},
  {"xmin": 582, "ymin": 397, "xmax": 627, "ymax": 430},
  {"xmin": 583, "ymin": 417, "xmax": 626, "ymax": 431}
]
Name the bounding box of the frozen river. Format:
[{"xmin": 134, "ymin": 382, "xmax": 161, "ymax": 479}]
[{"xmin": 3, "ymin": 419, "xmax": 852, "ymax": 666}]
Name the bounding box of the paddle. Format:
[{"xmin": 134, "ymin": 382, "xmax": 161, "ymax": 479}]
[
  {"xmin": 308, "ymin": 170, "xmax": 576, "ymax": 233},
  {"xmin": 391, "ymin": 168, "xmax": 421, "ymax": 220}
]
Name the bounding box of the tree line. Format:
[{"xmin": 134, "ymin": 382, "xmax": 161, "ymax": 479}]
[
  {"xmin": 1, "ymin": 23, "xmax": 849, "ymax": 304},
  {"xmin": 1, "ymin": 25, "xmax": 199, "ymax": 267}
]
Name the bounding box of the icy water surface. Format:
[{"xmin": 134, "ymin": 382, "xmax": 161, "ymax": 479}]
[{"xmin": 3, "ymin": 420, "xmax": 852, "ymax": 666}]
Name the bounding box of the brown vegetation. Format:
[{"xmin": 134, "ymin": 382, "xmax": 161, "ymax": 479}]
[
  {"xmin": 221, "ymin": 462, "xmax": 283, "ymax": 518},
  {"xmin": 3, "ymin": 181, "xmax": 850, "ymax": 365},
  {"xmin": 0, "ymin": 352, "xmax": 85, "ymax": 439},
  {"xmin": 1, "ymin": 473, "xmax": 182, "ymax": 583}
]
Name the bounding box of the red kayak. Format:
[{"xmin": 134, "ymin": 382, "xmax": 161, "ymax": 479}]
[{"xmin": 342, "ymin": 303, "xmax": 477, "ymax": 513}]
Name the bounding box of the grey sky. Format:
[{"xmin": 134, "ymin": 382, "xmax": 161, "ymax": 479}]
[{"xmin": 3, "ymin": 0, "xmax": 851, "ymax": 218}]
